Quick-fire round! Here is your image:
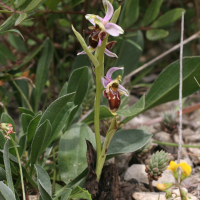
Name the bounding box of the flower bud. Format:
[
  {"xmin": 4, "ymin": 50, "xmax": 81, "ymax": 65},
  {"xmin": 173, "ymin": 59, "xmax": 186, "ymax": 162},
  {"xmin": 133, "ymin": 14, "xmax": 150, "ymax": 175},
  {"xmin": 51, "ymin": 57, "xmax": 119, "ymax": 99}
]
[{"xmin": 156, "ymin": 182, "xmax": 174, "ymax": 191}]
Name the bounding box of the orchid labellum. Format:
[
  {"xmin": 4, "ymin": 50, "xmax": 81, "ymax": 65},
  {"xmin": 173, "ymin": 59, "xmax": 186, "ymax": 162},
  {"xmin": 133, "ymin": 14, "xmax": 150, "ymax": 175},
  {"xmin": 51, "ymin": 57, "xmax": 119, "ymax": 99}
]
[{"xmin": 101, "ymin": 67, "xmax": 129, "ymax": 115}]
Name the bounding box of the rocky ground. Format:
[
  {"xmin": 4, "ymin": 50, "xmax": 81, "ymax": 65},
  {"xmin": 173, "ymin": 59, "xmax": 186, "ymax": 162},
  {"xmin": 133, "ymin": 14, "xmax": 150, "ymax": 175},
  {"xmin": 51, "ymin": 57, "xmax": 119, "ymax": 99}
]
[{"xmin": 110, "ymin": 93, "xmax": 200, "ymax": 200}]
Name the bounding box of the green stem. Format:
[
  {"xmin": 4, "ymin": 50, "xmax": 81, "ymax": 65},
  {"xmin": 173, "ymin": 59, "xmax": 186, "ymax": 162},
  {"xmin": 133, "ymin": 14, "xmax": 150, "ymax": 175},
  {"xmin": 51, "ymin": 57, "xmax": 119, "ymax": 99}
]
[
  {"xmin": 10, "ymin": 137, "xmax": 26, "ymax": 200},
  {"xmin": 153, "ymin": 141, "xmax": 200, "ymax": 148},
  {"xmin": 96, "ymin": 116, "xmax": 117, "ymax": 180},
  {"xmin": 94, "ymin": 38, "xmax": 107, "ymax": 167},
  {"xmin": 12, "ymin": 81, "xmax": 33, "ymax": 111}
]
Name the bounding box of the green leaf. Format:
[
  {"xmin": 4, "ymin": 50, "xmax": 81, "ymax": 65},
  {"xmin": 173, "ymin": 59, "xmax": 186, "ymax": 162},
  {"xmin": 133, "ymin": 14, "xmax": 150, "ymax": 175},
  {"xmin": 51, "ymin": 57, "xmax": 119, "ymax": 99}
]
[
  {"xmin": 18, "ymin": 107, "xmax": 35, "ymax": 116},
  {"xmin": 145, "ymin": 57, "xmax": 200, "ymax": 109},
  {"xmin": 59, "ymin": 82, "xmax": 68, "ymax": 97},
  {"xmin": 124, "ymin": 0, "xmax": 139, "ymax": 28},
  {"xmin": 3, "ymin": 140, "xmax": 14, "ymax": 193},
  {"xmin": 58, "ymin": 123, "xmax": 96, "ymax": 184},
  {"xmin": 110, "ymin": 6, "xmax": 121, "ymax": 24},
  {"xmin": 14, "ymin": 13, "xmax": 27, "ymax": 26},
  {"xmin": 0, "ymin": 167, "xmax": 6, "ymax": 181},
  {"xmin": 146, "ymin": 29, "xmax": 169, "ymax": 41},
  {"xmin": 0, "ymin": 13, "xmax": 19, "ymax": 33},
  {"xmin": 61, "ymin": 189, "xmax": 72, "ymax": 200},
  {"xmin": 72, "ymin": 25, "xmax": 99, "ymax": 67},
  {"xmin": 151, "ymin": 8, "xmax": 185, "ymax": 28},
  {"xmin": 34, "ymin": 38, "xmax": 54, "ymax": 111},
  {"xmin": 30, "ymin": 120, "xmax": 51, "ymax": 173},
  {"xmin": 21, "ymin": 113, "xmax": 33, "ymax": 133},
  {"xmin": 0, "ymin": 181, "xmax": 16, "ymax": 200},
  {"xmin": 115, "ymin": 31, "xmax": 144, "ymax": 76},
  {"xmin": 24, "ymin": 0, "xmax": 46, "ymax": 12},
  {"xmin": 8, "ymin": 34, "xmax": 27, "ymax": 53},
  {"xmin": 0, "ymin": 131, "xmax": 6, "ymax": 150},
  {"xmin": 107, "ymin": 129, "xmax": 152, "ymax": 158},
  {"xmin": 18, "ymin": 134, "xmax": 27, "ymax": 157},
  {"xmin": 142, "ymin": 0, "xmax": 163, "ymax": 27},
  {"xmin": 0, "ymin": 43, "xmax": 16, "ymax": 61},
  {"xmin": 27, "ymin": 114, "xmax": 42, "ymax": 144},
  {"xmin": 38, "ymin": 93, "xmax": 75, "ymax": 145},
  {"xmin": 0, "ymin": 29, "xmax": 24, "ymax": 40},
  {"xmin": 122, "ymin": 57, "xmax": 200, "ymax": 123},
  {"xmin": 65, "ymin": 67, "xmax": 88, "ymax": 128},
  {"xmin": 38, "ymin": 180, "xmax": 52, "ymax": 200},
  {"xmin": 1, "ymin": 113, "xmax": 15, "ymax": 132},
  {"xmin": 46, "ymin": 0, "xmax": 60, "ymax": 10},
  {"xmin": 35, "ymin": 165, "xmax": 52, "ymax": 196},
  {"xmin": 13, "ymin": 44, "xmax": 42, "ymax": 70},
  {"xmin": 81, "ymin": 106, "xmax": 113, "ymax": 125},
  {"xmin": 117, "ymin": 95, "xmax": 145, "ymax": 117},
  {"xmin": 69, "ymin": 186, "xmax": 92, "ymax": 200}
]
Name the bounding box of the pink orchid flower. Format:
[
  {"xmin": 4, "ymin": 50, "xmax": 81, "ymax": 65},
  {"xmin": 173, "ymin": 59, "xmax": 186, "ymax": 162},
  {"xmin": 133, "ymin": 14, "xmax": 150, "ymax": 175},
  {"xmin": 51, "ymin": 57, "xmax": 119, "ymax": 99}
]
[
  {"xmin": 101, "ymin": 67, "xmax": 129, "ymax": 114},
  {"xmin": 86, "ymin": 1, "xmax": 124, "ymax": 37}
]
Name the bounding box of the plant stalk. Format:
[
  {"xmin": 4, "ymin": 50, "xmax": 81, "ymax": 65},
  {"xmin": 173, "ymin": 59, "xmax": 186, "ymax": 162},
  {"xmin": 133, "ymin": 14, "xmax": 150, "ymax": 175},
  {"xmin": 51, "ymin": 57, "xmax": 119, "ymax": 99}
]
[
  {"xmin": 152, "ymin": 141, "xmax": 200, "ymax": 148},
  {"xmin": 96, "ymin": 116, "xmax": 117, "ymax": 180},
  {"xmin": 94, "ymin": 38, "xmax": 107, "ymax": 167},
  {"xmin": 10, "ymin": 137, "xmax": 26, "ymax": 200}
]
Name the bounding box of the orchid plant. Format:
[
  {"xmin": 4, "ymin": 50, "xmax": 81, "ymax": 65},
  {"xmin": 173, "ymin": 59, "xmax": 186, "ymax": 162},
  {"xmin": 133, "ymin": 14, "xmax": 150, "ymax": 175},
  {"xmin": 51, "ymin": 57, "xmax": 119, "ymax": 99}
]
[{"xmin": 73, "ymin": 0, "xmax": 128, "ymax": 181}]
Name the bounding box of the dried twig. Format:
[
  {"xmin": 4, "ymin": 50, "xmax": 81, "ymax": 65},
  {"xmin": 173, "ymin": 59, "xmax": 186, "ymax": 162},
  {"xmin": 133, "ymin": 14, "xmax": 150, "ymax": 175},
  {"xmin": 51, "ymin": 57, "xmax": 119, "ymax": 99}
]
[{"xmin": 122, "ymin": 30, "xmax": 200, "ymax": 86}]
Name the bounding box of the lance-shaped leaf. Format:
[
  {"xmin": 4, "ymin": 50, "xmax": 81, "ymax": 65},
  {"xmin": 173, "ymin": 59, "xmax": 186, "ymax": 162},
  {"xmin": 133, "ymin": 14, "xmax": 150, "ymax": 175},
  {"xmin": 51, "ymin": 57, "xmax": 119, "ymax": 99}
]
[
  {"xmin": 21, "ymin": 113, "xmax": 33, "ymax": 134},
  {"xmin": 151, "ymin": 8, "xmax": 186, "ymax": 28},
  {"xmin": 34, "ymin": 38, "xmax": 54, "ymax": 111},
  {"xmin": 72, "ymin": 25, "xmax": 99, "ymax": 67},
  {"xmin": 15, "ymin": 13, "xmax": 27, "ymax": 26},
  {"xmin": 38, "ymin": 92, "xmax": 75, "ymax": 145},
  {"xmin": 35, "ymin": 165, "xmax": 52, "ymax": 199},
  {"xmin": 124, "ymin": 0, "xmax": 139, "ymax": 28},
  {"xmin": 24, "ymin": 0, "xmax": 46, "ymax": 12},
  {"xmin": 0, "ymin": 181, "xmax": 16, "ymax": 200},
  {"xmin": 0, "ymin": 29, "xmax": 24, "ymax": 40},
  {"xmin": 18, "ymin": 107, "xmax": 35, "ymax": 116},
  {"xmin": 65, "ymin": 67, "xmax": 88, "ymax": 128},
  {"xmin": 27, "ymin": 113, "xmax": 41, "ymax": 144},
  {"xmin": 146, "ymin": 29, "xmax": 169, "ymax": 41},
  {"xmin": 0, "ymin": 13, "xmax": 19, "ymax": 33},
  {"xmin": 142, "ymin": 0, "xmax": 163, "ymax": 27},
  {"xmin": 110, "ymin": 6, "xmax": 121, "ymax": 24},
  {"xmin": 30, "ymin": 120, "xmax": 51, "ymax": 173},
  {"xmin": 3, "ymin": 140, "xmax": 14, "ymax": 194}
]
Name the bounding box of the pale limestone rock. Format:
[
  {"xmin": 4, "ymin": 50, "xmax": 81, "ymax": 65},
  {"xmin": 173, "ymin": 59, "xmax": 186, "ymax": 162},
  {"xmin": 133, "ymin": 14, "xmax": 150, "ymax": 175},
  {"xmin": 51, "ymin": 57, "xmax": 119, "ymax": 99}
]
[
  {"xmin": 132, "ymin": 189, "xmax": 197, "ymax": 200},
  {"xmin": 124, "ymin": 164, "xmax": 176, "ymax": 186}
]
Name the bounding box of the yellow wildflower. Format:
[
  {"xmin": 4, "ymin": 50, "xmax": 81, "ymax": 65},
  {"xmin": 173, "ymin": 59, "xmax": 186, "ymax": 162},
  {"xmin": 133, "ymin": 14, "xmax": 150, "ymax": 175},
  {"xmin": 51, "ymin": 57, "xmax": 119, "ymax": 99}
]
[
  {"xmin": 167, "ymin": 161, "xmax": 179, "ymax": 172},
  {"xmin": 179, "ymin": 162, "xmax": 192, "ymax": 180},
  {"xmin": 167, "ymin": 161, "xmax": 179, "ymax": 180}
]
